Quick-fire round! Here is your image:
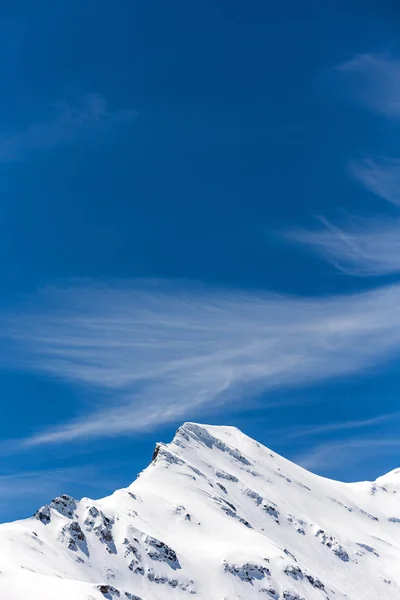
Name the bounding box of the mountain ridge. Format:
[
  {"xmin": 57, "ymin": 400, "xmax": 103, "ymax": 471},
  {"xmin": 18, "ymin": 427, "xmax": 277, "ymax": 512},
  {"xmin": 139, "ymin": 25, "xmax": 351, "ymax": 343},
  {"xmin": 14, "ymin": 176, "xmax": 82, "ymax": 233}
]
[{"xmin": 0, "ymin": 422, "xmax": 399, "ymax": 600}]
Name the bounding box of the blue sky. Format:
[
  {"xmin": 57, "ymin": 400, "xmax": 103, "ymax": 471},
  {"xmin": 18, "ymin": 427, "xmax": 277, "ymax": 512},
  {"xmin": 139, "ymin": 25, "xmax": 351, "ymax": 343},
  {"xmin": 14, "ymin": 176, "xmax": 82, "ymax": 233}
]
[{"xmin": 1, "ymin": 0, "xmax": 400, "ymax": 520}]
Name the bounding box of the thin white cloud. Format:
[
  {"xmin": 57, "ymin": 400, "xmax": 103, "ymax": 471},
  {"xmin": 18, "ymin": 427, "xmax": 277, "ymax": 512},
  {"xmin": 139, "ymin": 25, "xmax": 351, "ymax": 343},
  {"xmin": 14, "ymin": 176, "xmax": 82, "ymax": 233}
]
[
  {"xmin": 288, "ymin": 215, "xmax": 400, "ymax": 276},
  {"xmin": 0, "ymin": 461, "xmax": 139, "ymax": 519},
  {"xmin": 0, "ymin": 466, "xmax": 97, "ymax": 499},
  {"xmin": 0, "ymin": 94, "xmax": 136, "ymax": 161},
  {"xmin": 295, "ymin": 53, "xmax": 400, "ymax": 278},
  {"xmin": 286, "ymin": 156, "xmax": 400, "ymax": 278},
  {"xmin": 3, "ymin": 280, "xmax": 400, "ymax": 445},
  {"xmin": 336, "ymin": 53, "xmax": 400, "ymax": 116},
  {"xmin": 279, "ymin": 411, "xmax": 400, "ymax": 440},
  {"xmin": 296, "ymin": 437, "xmax": 400, "ymax": 475},
  {"xmin": 352, "ymin": 158, "xmax": 400, "ymax": 206}
]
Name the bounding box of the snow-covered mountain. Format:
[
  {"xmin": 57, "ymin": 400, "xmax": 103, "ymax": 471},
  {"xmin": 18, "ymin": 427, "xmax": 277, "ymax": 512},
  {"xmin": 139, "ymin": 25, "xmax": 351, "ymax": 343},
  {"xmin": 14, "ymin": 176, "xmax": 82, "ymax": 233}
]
[{"xmin": 1, "ymin": 423, "xmax": 400, "ymax": 600}]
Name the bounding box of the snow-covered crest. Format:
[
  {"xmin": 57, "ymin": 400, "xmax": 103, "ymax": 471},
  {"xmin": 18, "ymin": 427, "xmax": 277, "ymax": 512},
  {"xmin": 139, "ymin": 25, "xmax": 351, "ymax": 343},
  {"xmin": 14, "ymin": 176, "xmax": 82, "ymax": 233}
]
[{"xmin": 0, "ymin": 422, "xmax": 399, "ymax": 599}]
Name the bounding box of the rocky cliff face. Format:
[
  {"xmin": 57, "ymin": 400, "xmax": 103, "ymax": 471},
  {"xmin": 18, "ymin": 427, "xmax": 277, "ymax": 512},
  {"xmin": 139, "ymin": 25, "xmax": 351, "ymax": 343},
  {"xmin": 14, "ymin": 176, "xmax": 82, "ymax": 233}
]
[{"xmin": 0, "ymin": 422, "xmax": 400, "ymax": 600}]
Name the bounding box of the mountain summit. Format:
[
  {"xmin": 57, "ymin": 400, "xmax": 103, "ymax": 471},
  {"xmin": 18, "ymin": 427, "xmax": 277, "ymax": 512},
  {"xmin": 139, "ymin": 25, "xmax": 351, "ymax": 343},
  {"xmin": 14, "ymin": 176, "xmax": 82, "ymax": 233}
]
[{"xmin": 0, "ymin": 422, "xmax": 399, "ymax": 599}]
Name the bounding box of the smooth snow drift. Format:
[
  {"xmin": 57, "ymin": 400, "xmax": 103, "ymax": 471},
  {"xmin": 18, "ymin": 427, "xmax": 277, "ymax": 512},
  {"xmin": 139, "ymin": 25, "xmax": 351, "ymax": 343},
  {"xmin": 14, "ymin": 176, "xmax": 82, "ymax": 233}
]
[{"xmin": 0, "ymin": 422, "xmax": 399, "ymax": 600}]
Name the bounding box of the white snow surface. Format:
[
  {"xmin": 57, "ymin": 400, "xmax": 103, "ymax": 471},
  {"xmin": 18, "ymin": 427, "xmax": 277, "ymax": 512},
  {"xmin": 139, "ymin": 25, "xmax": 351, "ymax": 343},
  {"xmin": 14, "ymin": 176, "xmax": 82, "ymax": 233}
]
[{"xmin": 0, "ymin": 422, "xmax": 400, "ymax": 600}]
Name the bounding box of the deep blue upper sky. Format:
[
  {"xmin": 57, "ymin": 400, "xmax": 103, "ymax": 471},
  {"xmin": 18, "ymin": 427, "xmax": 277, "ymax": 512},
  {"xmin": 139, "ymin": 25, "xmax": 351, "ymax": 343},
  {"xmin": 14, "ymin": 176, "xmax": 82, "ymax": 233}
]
[{"xmin": 1, "ymin": 0, "xmax": 400, "ymax": 521}]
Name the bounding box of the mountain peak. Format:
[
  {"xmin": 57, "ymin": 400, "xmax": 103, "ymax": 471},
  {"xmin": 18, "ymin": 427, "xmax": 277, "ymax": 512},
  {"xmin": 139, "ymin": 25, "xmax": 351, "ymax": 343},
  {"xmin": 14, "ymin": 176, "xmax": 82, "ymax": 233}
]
[
  {"xmin": 173, "ymin": 421, "xmax": 243, "ymax": 445},
  {"xmin": 1, "ymin": 423, "xmax": 400, "ymax": 599}
]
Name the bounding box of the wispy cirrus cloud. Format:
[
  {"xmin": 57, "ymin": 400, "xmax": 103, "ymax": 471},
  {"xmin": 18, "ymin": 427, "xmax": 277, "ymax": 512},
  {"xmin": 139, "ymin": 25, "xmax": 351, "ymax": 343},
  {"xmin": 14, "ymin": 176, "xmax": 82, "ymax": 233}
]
[
  {"xmin": 294, "ymin": 54, "xmax": 400, "ymax": 278},
  {"xmin": 286, "ymin": 153, "xmax": 400, "ymax": 277},
  {"xmin": 0, "ymin": 93, "xmax": 136, "ymax": 161},
  {"xmin": 279, "ymin": 411, "xmax": 400, "ymax": 440},
  {"xmin": 296, "ymin": 436, "xmax": 400, "ymax": 475},
  {"xmin": 287, "ymin": 215, "xmax": 400, "ymax": 276},
  {"xmin": 3, "ymin": 280, "xmax": 400, "ymax": 446},
  {"xmin": 0, "ymin": 465, "xmax": 101, "ymax": 500},
  {"xmin": 336, "ymin": 53, "xmax": 400, "ymax": 116},
  {"xmin": 352, "ymin": 158, "xmax": 400, "ymax": 206},
  {"xmin": 0, "ymin": 461, "xmax": 141, "ymax": 520},
  {"xmin": 287, "ymin": 137, "xmax": 400, "ymax": 277}
]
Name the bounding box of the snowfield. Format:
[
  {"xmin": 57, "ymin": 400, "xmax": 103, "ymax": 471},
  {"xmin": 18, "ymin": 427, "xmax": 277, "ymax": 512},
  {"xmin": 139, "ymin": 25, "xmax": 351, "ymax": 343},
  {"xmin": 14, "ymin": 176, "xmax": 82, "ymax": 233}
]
[{"xmin": 0, "ymin": 422, "xmax": 399, "ymax": 599}]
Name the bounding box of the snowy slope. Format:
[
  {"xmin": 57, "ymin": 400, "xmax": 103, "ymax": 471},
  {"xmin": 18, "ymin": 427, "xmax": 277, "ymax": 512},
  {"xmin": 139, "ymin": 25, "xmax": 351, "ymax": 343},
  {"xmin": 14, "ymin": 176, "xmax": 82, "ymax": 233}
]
[{"xmin": 0, "ymin": 423, "xmax": 399, "ymax": 600}]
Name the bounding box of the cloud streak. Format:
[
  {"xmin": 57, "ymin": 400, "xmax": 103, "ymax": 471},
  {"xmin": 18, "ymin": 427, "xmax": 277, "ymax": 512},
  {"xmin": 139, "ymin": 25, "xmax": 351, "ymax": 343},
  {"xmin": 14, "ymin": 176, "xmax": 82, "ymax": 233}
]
[
  {"xmin": 352, "ymin": 159, "xmax": 400, "ymax": 206},
  {"xmin": 336, "ymin": 53, "xmax": 400, "ymax": 116},
  {"xmin": 0, "ymin": 94, "xmax": 136, "ymax": 161},
  {"xmin": 3, "ymin": 280, "xmax": 400, "ymax": 445},
  {"xmin": 288, "ymin": 215, "xmax": 400, "ymax": 276},
  {"xmin": 0, "ymin": 465, "xmax": 101, "ymax": 499},
  {"xmin": 287, "ymin": 156, "xmax": 400, "ymax": 279},
  {"xmin": 0, "ymin": 460, "xmax": 143, "ymax": 521},
  {"xmin": 296, "ymin": 436, "xmax": 400, "ymax": 475},
  {"xmin": 279, "ymin": 411, "xmax": 400, "ymax": 440}
]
